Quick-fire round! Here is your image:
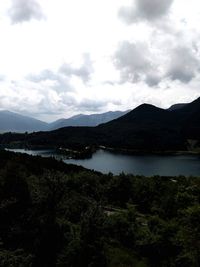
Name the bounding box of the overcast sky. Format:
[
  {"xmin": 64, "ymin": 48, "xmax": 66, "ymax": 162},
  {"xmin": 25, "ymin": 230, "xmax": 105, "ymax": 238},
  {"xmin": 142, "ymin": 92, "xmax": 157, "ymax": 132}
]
[{"xmin": 0, "ymin": 0, "xmax": 200, "ymax": 122}]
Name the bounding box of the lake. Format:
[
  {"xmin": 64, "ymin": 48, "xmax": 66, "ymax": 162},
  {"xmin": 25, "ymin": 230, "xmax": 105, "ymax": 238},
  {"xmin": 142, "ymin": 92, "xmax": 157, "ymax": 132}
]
[{"xmin": 6, "ymin": 148, "xmax": 200, "ymax": 176}]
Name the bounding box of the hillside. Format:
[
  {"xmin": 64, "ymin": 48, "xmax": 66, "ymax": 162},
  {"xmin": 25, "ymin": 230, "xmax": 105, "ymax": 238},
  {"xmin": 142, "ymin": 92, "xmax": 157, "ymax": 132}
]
[
  {"xmin": 96, "ymin": 103, "xmax": 182, "ymax": 150},
  {"xmin": 168, "ymin": 103, "xmax": 188, "ymax": 111},
  {"xmin": 170, "ymin": 97, "xmax": 200, "ymax": 140}
]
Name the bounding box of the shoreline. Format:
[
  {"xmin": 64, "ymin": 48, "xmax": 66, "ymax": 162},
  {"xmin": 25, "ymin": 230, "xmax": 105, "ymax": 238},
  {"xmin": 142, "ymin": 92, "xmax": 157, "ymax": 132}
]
[
  {"xmin": 98, "ymin": 145, "xmax": 200, "ymax": 156},
  {"xmin": 4, "ymin": 145, "xmax": 200, "ymax": 159}
]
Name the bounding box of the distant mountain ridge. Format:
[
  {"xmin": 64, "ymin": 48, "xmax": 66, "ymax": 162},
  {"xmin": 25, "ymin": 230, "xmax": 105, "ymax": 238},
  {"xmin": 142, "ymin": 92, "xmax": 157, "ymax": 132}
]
[
  {"xmin": 48, "ymin": 110, "xmax": 130, "ymax": 130},
  {"xmin": 0, "ymin": 110, "xmax": 130, "ymax": 133},
  {"xmin": 0, "ymin": 110, "xmax": 48, "ymax": 133}
]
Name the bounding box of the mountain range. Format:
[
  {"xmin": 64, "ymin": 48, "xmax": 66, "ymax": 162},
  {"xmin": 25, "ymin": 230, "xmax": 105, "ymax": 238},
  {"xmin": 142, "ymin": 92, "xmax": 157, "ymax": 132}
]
[
  {"xmin": 0, "ymin": 110, "xmax": 129, "ymax": 132},
  {"xmin": 47, "ymin": 110, "xmax": 130, "ymax": 130},
  {"xmin": 1, "ymin": 97, "xmax": 200, "ymax": 153}
]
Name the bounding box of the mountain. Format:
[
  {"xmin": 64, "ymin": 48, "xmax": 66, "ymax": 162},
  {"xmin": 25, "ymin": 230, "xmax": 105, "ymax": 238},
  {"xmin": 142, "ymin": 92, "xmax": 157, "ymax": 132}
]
[
  {"xmin": 0, "ymin": 110, "xmax": 48, "ymax": 133},
  {"xmin": 26, "ymin": 103, "xmax": 183, "ymax": 151},
  {"xmin": 0, "ymin": 110, "xmax": 130, "ymax": 133},
  {"xmin": 48, "ymin": 110, "xmax": 130, "ymax": 130},
  {"xmin": 97, "ymin": 97, "xmax": 200, "ymax": 150},
  {"xmin": 170, "ymin": 97, "xmax": 200, "ymax": 140},
  {"xmin": 168, "ymin": 103, "xmax": 188, "ymax": 111},
  {"xmin": 96, "ymin": 103, "xmax": 183, "ymax": 150},
  {"xmin": 1, "ymin": 97, "xmax": 200, "ymax": 152}
]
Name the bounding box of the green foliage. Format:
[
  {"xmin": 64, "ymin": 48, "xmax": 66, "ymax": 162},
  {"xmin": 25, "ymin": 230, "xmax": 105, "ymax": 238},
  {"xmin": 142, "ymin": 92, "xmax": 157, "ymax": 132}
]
[
  {"xmin": 0, "ymin": 150, "xmax": 199, "ymax": 266},
  {"xmin": 0, "ymin": 249, "xmax": 33, "ymax": 267},
  {"xmin": 106, "ymin": 246, "xmax": 147, "ymax": 267}
]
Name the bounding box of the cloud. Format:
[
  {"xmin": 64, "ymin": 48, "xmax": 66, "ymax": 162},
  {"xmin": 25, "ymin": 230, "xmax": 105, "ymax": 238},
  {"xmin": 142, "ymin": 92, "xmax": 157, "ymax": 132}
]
[
  {"xmin": 114, "ymin": 41, "xmax": 151, "ymax": 82},
  {"xmin": 166, "ymin": 46, "xmax": 200, "ymax": 83},
  {"xmin": 145, "ymin": 72, "xmax": 163, "ymax": 87},
  {"xmin": 0, "ymin": 77, "xmax": 115, "ymax": 121},
  {"xmin": 114, "ymin": 41, "xmax": 161, "ymax": 86},
  {"xmin": 119, "ymin": 0, "xmax": 173, "ymax": 24},
  {"xmin": 59, "ymin": 54, "xmax": 94, "ymax": 83},
  {"xmin": 0, "ymin": 78, "xmax": 77, "ymax": 120},
  {"xmin": 28, "ymin": 54, "xmax": 94, "ymax": 94},
  {"xmin": 114, "ymin": 39, "xmax": 200, "ymax": 86},
  {"xmin": 0, "ymin": 75, "xmax": 5, "ymax": 81},
  {"xmin": 76, "ymin": 99, "xmax": 108, "ymax": 112},
  {"xmin": 8, "ymin": 0, "xmax": 45, "ymax": 24},
  {"xmin": 28, "ymin": 69, "xmax": 74, "ymax": 93}
]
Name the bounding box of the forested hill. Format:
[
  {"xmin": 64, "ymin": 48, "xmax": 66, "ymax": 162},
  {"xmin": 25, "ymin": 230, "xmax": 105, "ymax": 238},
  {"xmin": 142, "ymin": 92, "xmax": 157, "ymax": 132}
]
[
  {"xmin": 0, "ymin": 150, "xmax": 199, "ymax": 266},
  {"xmin": 1, "ymin": 97, "xmax": 200, "ymax": 152}
]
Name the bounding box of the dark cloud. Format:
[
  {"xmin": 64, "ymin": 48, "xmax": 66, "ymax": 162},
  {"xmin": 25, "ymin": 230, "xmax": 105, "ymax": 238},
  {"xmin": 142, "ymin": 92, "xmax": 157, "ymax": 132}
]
[
  {"xmin": 8, "ymin": 0, "xmax": 45, "ymax": 24},
  {"xmin": 166, "ymin": 46, "xmax": 200, "ymax": 83},
  {"xmin": 59, "ymin": 54, "xmax": 93, "ymax": 82},
  {"xmin": 119, "ymin": 0, "xmax": 173, "ymax": 24},
  {"xmin": 145, "ymin": 72, "xmax": 162, "ymax": 87}
]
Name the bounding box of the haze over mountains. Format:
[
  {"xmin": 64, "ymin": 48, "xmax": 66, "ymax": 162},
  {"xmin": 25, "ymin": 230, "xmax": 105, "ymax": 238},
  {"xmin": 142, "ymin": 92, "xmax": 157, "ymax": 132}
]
[
  {"xmin": 0, "ymin": 110, "xmax": 47, "ymax": 133},
  {"xmin": 0, "ymin": 110, "xmax": 130, "ymax": 133},
  {"xmin": 48, "ymin": 110, "xmax": 130, "ymax": 130}
]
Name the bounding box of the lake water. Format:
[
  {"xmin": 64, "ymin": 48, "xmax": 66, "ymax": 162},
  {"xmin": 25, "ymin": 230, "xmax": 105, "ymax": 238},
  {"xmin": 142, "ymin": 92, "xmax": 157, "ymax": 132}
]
[{"xmin": 6, "ymin": 148, "xmax": 200, "ymax": 176}]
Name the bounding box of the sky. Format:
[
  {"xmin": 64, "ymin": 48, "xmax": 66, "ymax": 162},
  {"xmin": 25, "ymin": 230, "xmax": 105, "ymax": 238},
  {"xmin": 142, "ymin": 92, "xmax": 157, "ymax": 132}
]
[{"xmin": 0, "ymin": 0, "xmax": 200, "ymax": 122}]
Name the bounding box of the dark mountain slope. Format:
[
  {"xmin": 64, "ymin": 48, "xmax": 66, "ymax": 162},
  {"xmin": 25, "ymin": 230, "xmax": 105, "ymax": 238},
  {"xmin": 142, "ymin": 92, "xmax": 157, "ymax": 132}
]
[
  {"xmin": 168, "ymin": 103, "xmax": 188, "ymax": 111},
  {"xmin": 171, "ymin": 97, "xmax": 200, "ymax": 139},
  {"xmin": 100, "ymin": 104, "xmax": 172, "ymax": 126},
  {"xmin": 97, "ymin": 104, "xmax": 184, "ymax": 150}
]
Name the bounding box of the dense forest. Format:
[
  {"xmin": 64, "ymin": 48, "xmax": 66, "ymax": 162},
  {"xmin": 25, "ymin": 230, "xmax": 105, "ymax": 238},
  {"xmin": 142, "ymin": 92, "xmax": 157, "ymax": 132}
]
[{"xmin": 0, "ymin": 150, "xmax": 199, "ymax": 267}]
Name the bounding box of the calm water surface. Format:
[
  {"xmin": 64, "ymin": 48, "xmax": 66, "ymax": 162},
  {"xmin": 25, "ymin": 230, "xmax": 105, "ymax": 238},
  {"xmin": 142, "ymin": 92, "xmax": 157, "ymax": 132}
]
[{"xmin": 6, "ymin": 149, "xmax": 200, "ymax": 176}]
